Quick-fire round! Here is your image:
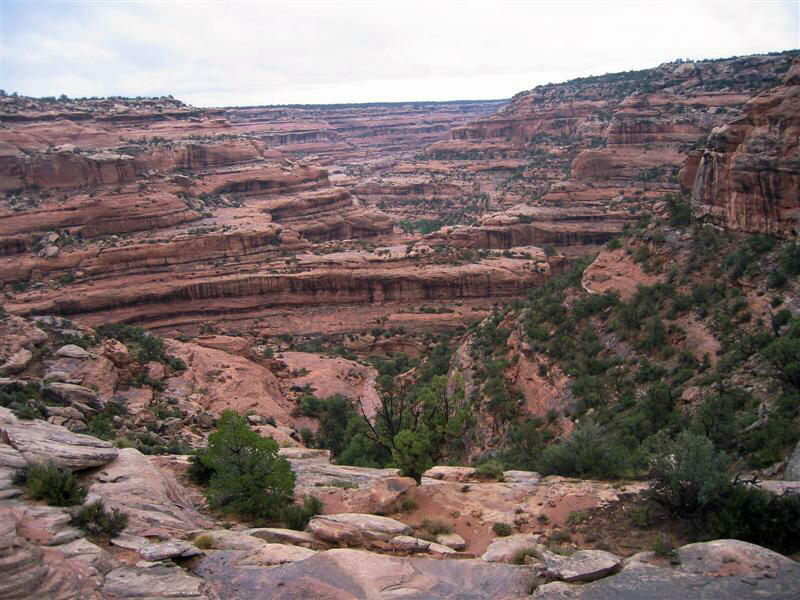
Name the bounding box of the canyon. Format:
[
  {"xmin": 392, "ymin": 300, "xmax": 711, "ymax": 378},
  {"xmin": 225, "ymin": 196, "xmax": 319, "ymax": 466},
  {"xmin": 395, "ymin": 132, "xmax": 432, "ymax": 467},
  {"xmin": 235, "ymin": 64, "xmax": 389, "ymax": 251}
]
[{"xmin": 1, "ymin": 49, "xmax": 799, "ymax": 600}]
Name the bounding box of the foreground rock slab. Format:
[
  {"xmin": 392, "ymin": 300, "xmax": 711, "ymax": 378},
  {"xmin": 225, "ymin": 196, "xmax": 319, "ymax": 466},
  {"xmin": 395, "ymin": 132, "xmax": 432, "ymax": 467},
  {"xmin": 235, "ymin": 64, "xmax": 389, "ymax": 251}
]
[
  {"xmin": 102, "ymin": 565, "xmax": 216, "ymax": 599},
  {"xmin": 196, "ymin": 547, "xmax": 532, "ymax": 599},
  {"xmin": 532, "ymin": 540, "xmax": 800, "ymax": 599}
]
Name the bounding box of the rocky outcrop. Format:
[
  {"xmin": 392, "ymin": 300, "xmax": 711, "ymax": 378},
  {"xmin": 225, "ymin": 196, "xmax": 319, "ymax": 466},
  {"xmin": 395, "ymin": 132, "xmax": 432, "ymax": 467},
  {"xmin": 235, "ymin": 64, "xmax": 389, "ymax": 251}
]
[
  {"xmin": 581, "ymin": 247, "xmax": 665, "ymax": 301},
  {"xmin": 691, "ymin": 59, "xmax": 800, "ymax": 237},
  {"xmin": 89, "ymin": 448, "xmax": 213, "ymax": 538},
  {"xmin": 0, "ymin": 407, "xmax": 118, "ymax": 469}
]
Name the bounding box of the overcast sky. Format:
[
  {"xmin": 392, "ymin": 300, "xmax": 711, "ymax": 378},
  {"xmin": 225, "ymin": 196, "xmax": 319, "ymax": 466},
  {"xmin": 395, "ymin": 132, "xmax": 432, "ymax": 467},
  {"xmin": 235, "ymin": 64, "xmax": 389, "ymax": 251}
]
[{"xmin": 2, "ymin": 1, "xmax": 798, "ymax": 106}]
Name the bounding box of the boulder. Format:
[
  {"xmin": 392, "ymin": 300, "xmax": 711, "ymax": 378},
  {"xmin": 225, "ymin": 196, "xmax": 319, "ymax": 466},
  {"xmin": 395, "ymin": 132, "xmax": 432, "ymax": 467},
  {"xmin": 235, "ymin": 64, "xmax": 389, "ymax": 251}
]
[
  {"xmin": 369, "ymin": 476, "xmax": 416, "ymax": 514},
  {"xmin": 42, "ymin": 382, "xmax": 103, "ymax": 411},
  {"xmin": 424, "ymin": 466, "xmax": 476, "ymax": 482},
  {"xmin": 307, "ymin": 513, "xmax": 412, "ymax": 543},
  {"xmin": 0, "ymin": 407, "xmax": 117, "ymax": 470},
  {"xmin": 0, "ymin": 348, "xmax": 32, "ymax": 375},
  {"xmin": 146, "ymin": 361, "xmax": 165, "ymax": 380},
  {"xmin": 237, "ymin": 543, "xmax": 317, "ymax": 566},
  {"xmin": 675, "ymin": 539, "xmax": 796, "ymax": 577},
  {"xmin": 541, "ymin": 549, "xmax": 622, "ymax": 582},
  {"xmin": 389, "ymin": 535, "xmax": 431, "ymax": 553},
  {"xmin": 481, "ymin": 533, "xmax": 542, "ymax": 563},
  {"xmin": 140, "ymin": 540, "xmax": 203, "ymax": 561},
  {"xmin": 54, "ymin": 345, "xmax": 92, "ymax": 360},
  {"xmin": 437, "ymin": 533, "xmax": 466, "ymax": 551},
  {"xmin": 102, "ymin": 340, "xmax": 131, "ymax": 367}
]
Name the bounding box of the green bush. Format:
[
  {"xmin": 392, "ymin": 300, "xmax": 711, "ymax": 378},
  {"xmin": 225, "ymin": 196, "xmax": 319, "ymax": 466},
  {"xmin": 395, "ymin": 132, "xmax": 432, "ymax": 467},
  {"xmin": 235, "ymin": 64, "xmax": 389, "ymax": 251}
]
[
  {"xmin": 71, "ymin": 500, "xmax": 128, "ymax": 537},
  {"xmin": 187, "ymin": 452, "xmax": 214, "ymax": 485},
  {"xmin": 651, "ymin": 533, "xmax": 676, "ymax": 558},
  {"xmin": 648, "ymin": 433, "xmax": 730, "ymax": 516},
  {"xmin": 420, "ymin": 518, "xmax": 452, "ymax": 535},
  {"xmin": 537, "ymin": 419, "xmax": 627, "ymax": 479},
  {"xmin": 475, "ymin": 459, "xmax": 505, "ymax": 481},
  {"xmin": 707, "ymin": 485, "xmax": 800, "ymax": 554},
  {"xmin": 493, "ymin": 522, "xmax": 513, "ymax": 536},
  {"xmin": 282, "ymin": 495, "xmax": 323, "ymax": 531},
  {"xmin": 195, "ymin": 411, "xmax": 296, "ymax": 520},
  {"xmin": 16, "ymin": 463, "xmax": 87, "ymax": 506},
  {"xmin": 392, "ymin": 429, "xmax": 433, "ymax": 483}
]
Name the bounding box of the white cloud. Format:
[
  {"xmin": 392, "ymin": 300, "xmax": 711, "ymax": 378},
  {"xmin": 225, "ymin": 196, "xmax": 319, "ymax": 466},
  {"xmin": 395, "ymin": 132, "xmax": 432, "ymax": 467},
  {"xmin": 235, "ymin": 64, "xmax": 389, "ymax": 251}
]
[{"xmin": 2, "ymin": 0, "xmax": 798, "ymax": 105}]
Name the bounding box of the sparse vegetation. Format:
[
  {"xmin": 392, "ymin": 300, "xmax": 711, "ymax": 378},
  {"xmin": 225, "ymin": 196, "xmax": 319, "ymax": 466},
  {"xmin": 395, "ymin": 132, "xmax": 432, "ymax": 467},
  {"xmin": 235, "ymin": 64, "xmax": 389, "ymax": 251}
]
[
  {"xmin": 70, "ymin": 500, "xmax": 128, "ymax": 537},
  {"xmin": 14, "ymin": 463, "xmax": 87, "ymax": 506}
]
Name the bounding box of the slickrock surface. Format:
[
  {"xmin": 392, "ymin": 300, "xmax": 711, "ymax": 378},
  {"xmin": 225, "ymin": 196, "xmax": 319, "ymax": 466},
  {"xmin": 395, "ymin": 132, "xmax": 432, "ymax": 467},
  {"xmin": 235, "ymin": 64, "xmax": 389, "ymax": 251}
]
[
  {"xmin": 533, "ymin": 540, "xmax": 800, "ymax": 599},
  {"xmin": 195, "ymin": 547, "xmax": 532, "ymax": 600},
  {"xmin": 89, "ymin": 448, "xmax": 213, "ymax": 538}
]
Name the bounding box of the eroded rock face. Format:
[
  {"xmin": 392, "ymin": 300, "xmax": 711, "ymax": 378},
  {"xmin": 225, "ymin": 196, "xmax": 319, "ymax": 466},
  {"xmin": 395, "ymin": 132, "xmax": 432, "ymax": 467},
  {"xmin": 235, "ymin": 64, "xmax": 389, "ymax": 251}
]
[
  {"xmin": 0, "ymin": 507, "xmax": 100, "ymax": 600},
  {"xmin": 691, "ymin": 58, "xmax": 800, "ymax": 237}
]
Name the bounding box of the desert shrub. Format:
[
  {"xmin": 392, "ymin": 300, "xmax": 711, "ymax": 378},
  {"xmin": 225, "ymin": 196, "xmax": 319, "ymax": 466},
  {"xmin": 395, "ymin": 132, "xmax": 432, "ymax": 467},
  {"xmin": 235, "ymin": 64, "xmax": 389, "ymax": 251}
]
[
  {"xmin": 84, "ymin": 414, "xmax": 114, "ymax": 440},
  {"xmin": 492, "ymin": 522, "xmax": 513, "ymax": 536},
  {"xmin": 629, "ymin": 506, "xmax": 652, "ymax": 528},
  {"xmin": 420, "ymin": 518, "xmax": 452, "ymax": 535},
  {"xmin": 666, "ymin": 194, "xmax": 691, "ymax": 227},
  {"xmin": 651, "ymin": 533, "xmax": 676, "ymax": 558},
  {"xmin": 707, "ymin": 485, "xmax": 800, "ymax": 554},
  {"xmin": 763, "ymin": 318, "xmax": 800, "ymax": 388},
  {"xmin": 282, "ymin": 495, "xmax": 323, "ymax": 531},
  {"xmin": 606, "ymin": 238, "xmax": 622, "ymax": 250},
  {"xmin": 314, "ymin": 479, "xmax": 358, "ymax": 489},
  {"xmin": 195, "ymin": 411, "xmax": 295, "ymax": 521},
  {"xmin": 193, "ymin": 534, "xmax": 214, "ymax": 549},
  {"xmin": 17, "ymin": 463, "xmax": 87, "ymax": 506},
  {"xmin": 187, "ymin": 452, "xmax": 214, "ymax": 485},
  {"xmin": 566, "ymin": 510, "xmax": 589, "ymax": 526},
  {"xmin": 512, "ymin": 546, "xmax": 540, "ymax": 564},
  {"xmin": 474, "ymin": 459, "xmax": 505, "ymax": 481},
  {"xmin": 648, "ymin": 433, "xmax": 730, "ymax": 516},
  {"xmin": 537, "ymin": 419, "xmax": 627, "ymax": 479},
  {"xmin": 71, "ymin": 500, "xmax": 128, "ymax": 537},
  {"xmin": 395, "ymin": 496, "xmax": 419, "ymax": 513}
]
